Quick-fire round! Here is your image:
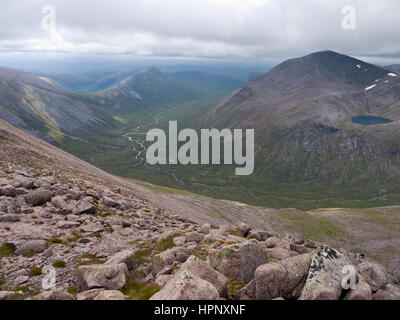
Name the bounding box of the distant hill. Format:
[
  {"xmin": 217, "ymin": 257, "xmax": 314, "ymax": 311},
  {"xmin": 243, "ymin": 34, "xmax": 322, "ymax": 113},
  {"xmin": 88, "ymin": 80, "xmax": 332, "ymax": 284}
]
[
  {"xmin": 0, "ymin": 67, "xmax": 106, "ymax": 142},
  {"xmin": 33, "ymin": 72, "xmax": 94, "ymax": 92},
  {"xmin": 175, "ymin": 51, "xmax": 400, "ymax": 208},
  {"xmin": 386, "ymin": 64, "xmax": 400, "ymax": 72}
]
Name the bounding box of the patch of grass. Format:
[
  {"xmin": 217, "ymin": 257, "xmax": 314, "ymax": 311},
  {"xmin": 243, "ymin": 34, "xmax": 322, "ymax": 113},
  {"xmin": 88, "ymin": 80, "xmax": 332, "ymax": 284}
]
[
  {"xmin": 77, "ymin": 254, "xmax": 105, "ymax": 267},
  {"xmin": 134, "ymin": 249, "xmax": 152, "ymax": 264},
  {"xmin": 53, "ymin": 260, "xmax": 66, "ymax": 268},
  {"xmin": 47, "ymin": 237, "xmax": 64, "ymax": 244},
  {"xmin": 128, "ymin": 238, "xmax": 142, "ymax": 245},
  {"xmin": 0, "ymin": 276, "xmax": 5, "ymax": 290},
  {"xmin": 0, "ymin": 243, "xmax": 15, "ymax": 256},
  {"xmin": 154, "ymin": 237, "xmax": 175, "ymax": 252},
  {"xmin": 13, "ymin": 286, "xmax": 30, "ymax": 293},
  {"xmin": 227, "ymin": 279, "xmax": 245, "ymax": 297},
  {"xmin": 5, "ymin": 227, "xmax": 10, "ymax": 231},
  {"xmin": 194, "ymin": 243, "xmax": 209, "ymax": 261},
  {"xmin": 5, "ymin": 287, "xmax": 40, "ymax": 300},
  {"xmin": 67, "ymin": 233, "xmax": 82, "ymax": 243},
  {"xmin": 68, "ymin": 287, "xmax": 79, "ymax": 296},
  {"xmin": 30, "ymin": 267, "xmax": 42, "ymax": 276},
  {"xmin": 21, "ymin": 250, "xmax": 36, "ymax": 257},
  {"xmin": 229, "ymin": 226, "xmax": 245, "ymax": 238},
  {"xmin": 106, "ymin": 227, "xmax": 115, "ymax": 233},
  {"xmin": 122, "ymin": 277, "xmax": 160, "ymax": 300}
]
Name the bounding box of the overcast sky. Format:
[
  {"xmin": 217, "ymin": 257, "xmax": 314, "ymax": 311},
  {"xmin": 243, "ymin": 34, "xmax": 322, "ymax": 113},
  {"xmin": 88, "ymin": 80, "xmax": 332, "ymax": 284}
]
[{"xmin": 1, "ymin": 0, "xmax": 400, "ymax": 65}]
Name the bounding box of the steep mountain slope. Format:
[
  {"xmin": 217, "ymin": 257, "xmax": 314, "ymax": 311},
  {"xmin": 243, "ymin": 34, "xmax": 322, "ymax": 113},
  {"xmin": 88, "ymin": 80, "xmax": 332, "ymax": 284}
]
[
  {"xmin": 201, "ymin": 51, "xmax": 400, "ymax": 128},
  {"xmin": 1, "ymin": 117, "xmax": 400, "ymax": 300},
  {"xmin": 0, "ymin": 67, "xmax": 106, "ymax": 141}
]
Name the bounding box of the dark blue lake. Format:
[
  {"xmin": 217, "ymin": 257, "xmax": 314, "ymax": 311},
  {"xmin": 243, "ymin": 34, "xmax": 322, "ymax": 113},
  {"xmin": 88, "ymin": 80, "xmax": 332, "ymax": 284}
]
[{"xmin": 352, "ymin": 116, "xmax": 393, "ymax": 126}]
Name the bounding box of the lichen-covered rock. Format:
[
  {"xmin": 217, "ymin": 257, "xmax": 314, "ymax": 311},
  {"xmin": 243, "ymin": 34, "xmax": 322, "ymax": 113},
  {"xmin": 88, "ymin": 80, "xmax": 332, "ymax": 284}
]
[
  {"xmin": 299, "ymin": 247, "xmax": 350, "ymax": 300},
  {"xmin": 150, "ymin": 270, "xmax": 220, "ymax": 300},
  {"xmin": 255, "ymin": 253, "xmax": 312, "ymax": 300},
  {"xmin": 209, "ymin": 240, "xmax": 268, "ymax": 284},
  {"xmin": 77, "ymin": 263, "xmax": 129, "ymax": 290},
  {"xmin": 180, "ymin": 255, "xmax": 228, "ymax": 296}
]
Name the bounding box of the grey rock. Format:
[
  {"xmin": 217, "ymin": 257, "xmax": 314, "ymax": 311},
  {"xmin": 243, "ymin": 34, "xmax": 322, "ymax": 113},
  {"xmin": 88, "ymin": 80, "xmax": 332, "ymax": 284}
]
[
  {"xmin": 209, "ymin": 240, "xmax": 269, "ymax": 284},
  {"xmin": 57, "ymin": 221, "xmax": 80, "ymax": 229},
  {"xmin": 105, "ymin": 249, "xmax": 136, "ymax": 272},
  {"xmin": 15, "ymin": 240, "xmax": 49, "ymax": 255},
  {"xmin": 76, "ymin": 288, "xmax": 104, "ymax": 300},
  {"xmin": 77, "ymin": 263, "xmax": 129, "ymax": 290},
  {"xmin": 73, "ymin": 200, "xmax": 96, "ymax": 215},
  {"xmin": 0, "ymin": 214, "xmax": 20, "ymax": 222},
  {"xmin": 25, "ymin": 189, "xmax": 52, "ymax": 206},
  {"xmin": 81, "ymin": 222, "xmax": 104, "ymax": 233},
  {"xmin": 94, "ymin": 290, "xmax": 125, "ymax": 300},
  {"xmin": 180, "ymin": 255, "xmax": 228, "ymax": 296},
  {"xmin": 343, "ymin": 281, "xmax": 373, "ymax": 300},
  {"xmin": 27, "ymin": 289, "xmax": 74, "ymax": 300},
  {"xmin": 255, "ymin": 254, "xmax": 312, "ymax": 300},
  {"xmin": 357, "ymin": 262, "xmax": 387, "ymax": 291},
  {"xmin": 150, "ymin": 270, "xmax": 220, "ymax": 300},
  {"xmin": 185, "ymin": 232, "xmax": 204, "ymax": 243},
  {"xmin": 0, "ymin": 185, "xmax": 17, "ymax": 197},
  {"xmin": 373, "ymin": 284, "xmax": 400, "ymax": 300}
]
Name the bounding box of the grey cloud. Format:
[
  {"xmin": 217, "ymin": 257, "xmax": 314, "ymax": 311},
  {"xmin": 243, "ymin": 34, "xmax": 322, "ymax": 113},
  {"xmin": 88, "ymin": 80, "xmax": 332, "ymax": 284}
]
[{"xmin": 0, "ymin": 0, "xmax": 399, "ymax": 64}]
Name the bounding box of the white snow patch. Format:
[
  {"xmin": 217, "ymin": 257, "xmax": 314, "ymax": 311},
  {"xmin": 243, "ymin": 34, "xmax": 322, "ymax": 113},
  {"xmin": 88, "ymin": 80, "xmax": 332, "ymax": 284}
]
[
  {"xmin": 388, "ymin": 73, "xmax": 397, "ymax": 77},
  {"xmin": 365, "ymin": 84, "xmax": 377, "ymax": 91},
  {"xmin": 375, "ymin": 79, "xmax": 380, "ymax": 82},
  {"xmin": 356, "ymin": 64, "xmax": 361, "ymax": 69},
  {"xmin": 385, "ymin": 80, "xmax": 389, "ymax": 83}
]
